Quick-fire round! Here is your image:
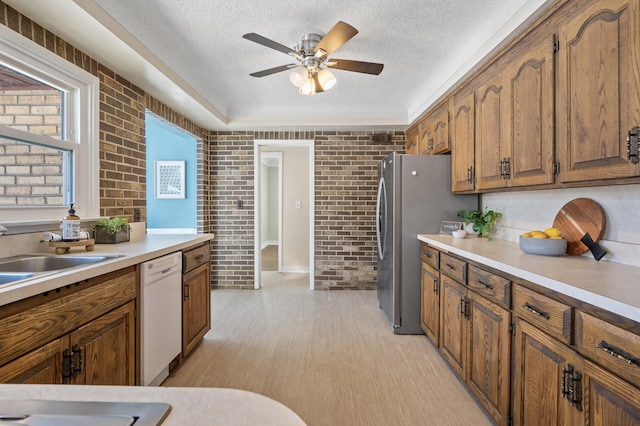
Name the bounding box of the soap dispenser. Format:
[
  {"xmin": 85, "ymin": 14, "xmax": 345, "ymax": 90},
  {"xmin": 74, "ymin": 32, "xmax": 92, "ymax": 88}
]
[{"xmin": 61, "ymin": 203, "xmax": 81, "ymax": 241}]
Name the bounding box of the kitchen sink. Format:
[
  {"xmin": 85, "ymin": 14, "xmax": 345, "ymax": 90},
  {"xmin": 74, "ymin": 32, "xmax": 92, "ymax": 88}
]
[
  {"xmin": 0, "ymin": 273, "xmax": 34, "ymax": 285},
  {"xmin": 0, "ymin": 400, "xmax": 171, "ymax": 425},
  {"xmin": 0, "ymin": 255, "xmax": 118, "ymax": 274}
]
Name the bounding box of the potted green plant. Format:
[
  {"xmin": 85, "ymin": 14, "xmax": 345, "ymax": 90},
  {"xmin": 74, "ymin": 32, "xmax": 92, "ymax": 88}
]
[
  {"xmin": 457, "ymin": 208, "xmax": 502, "ymax": 240},
  {"xmin": 93, "ymin": 217, "xmax": 130, "ymax": 244}
]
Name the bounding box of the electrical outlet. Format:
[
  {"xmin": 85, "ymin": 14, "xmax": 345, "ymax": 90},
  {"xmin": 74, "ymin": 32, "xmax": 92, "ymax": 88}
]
[{"xmin": 237, "ymin": 199, "xmax": 243, "ymax": 209}]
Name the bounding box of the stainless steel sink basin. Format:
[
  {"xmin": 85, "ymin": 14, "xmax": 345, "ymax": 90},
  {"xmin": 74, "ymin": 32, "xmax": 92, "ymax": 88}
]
[
  {"xmin": 0, "ymin": 255, "xmax": 113, "ymax": 273},
  {"xmin": 0, "ymin": 272, "xmax": 34, "ymax": 285},
  {"xmin": 0, "ymin": 400, "xmax": 170, "ymax": 426}
]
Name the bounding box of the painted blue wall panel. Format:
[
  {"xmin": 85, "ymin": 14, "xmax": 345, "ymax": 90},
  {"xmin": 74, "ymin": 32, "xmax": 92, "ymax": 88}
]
[{"xmin": 146, "ymin": 114, "xmax": 197, "ymax": 229}]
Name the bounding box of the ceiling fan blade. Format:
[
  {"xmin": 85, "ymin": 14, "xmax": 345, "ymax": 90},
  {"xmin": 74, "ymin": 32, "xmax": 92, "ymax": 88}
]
[
  {"xmin": 249, "ymin": 64, "xmax": 297, "ymax": 78},
  {"xmin": 243, "ymin": 33, "xmax": 297, "ymax": 56},
  {"xmin": 314, "ymin": 21, "xmax": 358, "ymax": 57},
  {"xmin": 325, "ymin": 59, "xmax": 384, "ymax": 75}
]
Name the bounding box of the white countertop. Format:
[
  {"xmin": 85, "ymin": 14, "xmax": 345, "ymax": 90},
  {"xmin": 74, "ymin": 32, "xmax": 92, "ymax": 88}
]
[
  {"xmin": 0, "ymin": 234, "xmax": 214, "ymax": 307},
  {"xmin": 417, "ymin": 234, "xmax": 640, "ymax": 323},
  {"xmin": 0, "ymin": 384, "xmax": 306, "ymax": 425}
]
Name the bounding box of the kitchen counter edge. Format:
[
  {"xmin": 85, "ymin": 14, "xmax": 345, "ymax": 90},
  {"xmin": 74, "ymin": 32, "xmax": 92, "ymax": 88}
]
[
  {"xmin": 417, "ymin": 234, "xmax": 640, "ymax": 324},
  {"xmin": 0, "ymin": 233, "xmax": 214, "ymax": 307}
]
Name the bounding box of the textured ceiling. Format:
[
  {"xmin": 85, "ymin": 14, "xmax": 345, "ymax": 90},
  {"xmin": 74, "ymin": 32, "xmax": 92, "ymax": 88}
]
[{"xmin": 6, "ymin": 0, "xmax": 555, "ymax": 130}]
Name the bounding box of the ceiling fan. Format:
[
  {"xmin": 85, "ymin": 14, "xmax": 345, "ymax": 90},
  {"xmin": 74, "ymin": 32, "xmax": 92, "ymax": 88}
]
[{"xmin": 243, "ymin": 21, "xmax": 384, "ymax": 95}]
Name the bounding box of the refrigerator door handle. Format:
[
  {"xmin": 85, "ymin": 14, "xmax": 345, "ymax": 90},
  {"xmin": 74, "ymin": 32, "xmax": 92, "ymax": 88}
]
[{"xmin": 376, "ymin": 176, "xmax": 386, "ymax": 260}]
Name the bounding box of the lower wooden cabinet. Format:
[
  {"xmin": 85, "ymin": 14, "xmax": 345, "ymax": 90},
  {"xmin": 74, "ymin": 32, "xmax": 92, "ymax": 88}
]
[
  {"xmin": 420, "ymin": 261, "xmax": 440, "ymax": 345},
  {"xmin": 182, "ymin": 243, "xmax": 211, "ymax": 358},
  {"xmin": 514, "ymin": 315, "xmax": 640, "ymax": 425},
  {"xmin": 439, "ymin": 273, "xmax": 511, "ymax": 425},
  {"xmin": 513, "ymin": 317, "xmax": 581, "ymax": 426},
  {"xmin": 0, "ymin": 268, "xmax": 137, "ymax": 385}
]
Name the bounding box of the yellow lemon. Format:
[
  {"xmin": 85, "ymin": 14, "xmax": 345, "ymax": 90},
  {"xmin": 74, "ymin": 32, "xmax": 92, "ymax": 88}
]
[
  {"xmin": 531, "ymin": 231, "xmax": 549, "ymax": 239},
  {"xmin": 544, "ymin": 227, "xmax": 562, "ymax": 238},
  {"xmin": 521, "ymin": 232, "xmax": 532, "ymax": 238}
]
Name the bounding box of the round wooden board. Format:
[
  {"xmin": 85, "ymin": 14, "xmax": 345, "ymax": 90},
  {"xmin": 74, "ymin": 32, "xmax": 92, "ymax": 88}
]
[{"xmin": 552, "ymin": 198, "xmax": 605, "ymax": 255}]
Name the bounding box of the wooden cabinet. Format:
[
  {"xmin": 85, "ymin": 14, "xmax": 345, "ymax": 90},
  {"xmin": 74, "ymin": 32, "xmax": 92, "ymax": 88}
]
[
  {"xmin": 557, "ymin": 0, "xmax": 640, "ymax": 183},
  {"xmin": 405, "ymin": 125, "xmax": 419, "ymax": 155},
  {"xmin": 439, "ymin": 275, "xmax": 467, "ymax": 377},
  {"xmin": 182, "ymin": 243, "xmax": 211, "ymax": 358},
  {"xmin": 505, "ymin": 35, "xmax": 556, "ymax": 187},
  {"xmin": 420, "ymin": 261, "xmax": 440, "ymax": 345},
  {"xmin": 437, "ymin": 250, "xmax": 511, "ymax": 425},
  {"xmin": 0, "ymin": 267, "xmax": 137, "ymax": 385},
  {"xmin": 431, "ymin": 102, "xmax": 451, "ymax": 154},
  {"xmin": 513, "ymin": 317, "xmax": 582, "ymax": 426},
  {"xmin": 451, "ymin": 91, "xmax": 476, "ymax": 192},
  {"xmin": 475, "ymin": 72, "xmax": 508, "ymax": 190},
  {"xmin": 419, "ymin": 116, "xmax": 434, "ymax": 155},
  {"xmin": 514, "ymin": 286, "xmax": 640, "ymax": 425}
]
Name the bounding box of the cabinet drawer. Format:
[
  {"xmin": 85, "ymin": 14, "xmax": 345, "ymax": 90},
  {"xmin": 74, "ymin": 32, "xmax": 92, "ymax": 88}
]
[
  {"xmin": 440, "ymin": 253, "xmax": 466, "ymax": 283},
  {"xmin": 514, "ymin": 285, "xmax": 572, "ymax": 344},
  {"xmin": 576, "ymin": 311, "xmax": 640, "ymax": 388},
  {"xmin": 421, "ymin": 244, "xmax": 440, "ymax": 269},
  {"xmin": 183, "ymin": 243, "xmax": 210, "ymax": 273},
  {"xmin": 467, "ymin": 265, "xmax": 510, "ymax": 308}
]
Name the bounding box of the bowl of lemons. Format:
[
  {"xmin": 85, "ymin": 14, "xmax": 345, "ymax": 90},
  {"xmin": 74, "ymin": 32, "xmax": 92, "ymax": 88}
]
[{"xmin": 519, "ymin": 227, "xmax": 567, "ymax": 256}]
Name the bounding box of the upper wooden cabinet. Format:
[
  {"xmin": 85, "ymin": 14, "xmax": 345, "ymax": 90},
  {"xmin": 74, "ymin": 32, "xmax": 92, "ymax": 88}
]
[
  {"xmin": 405, "ymin": 125, "xmax": 419, "ymax": 155},
  {"xmin": 419, "ymin": 116, "xmax": 434, "ymax": 155},
  {"xmin": 557, "ymin": 0, "xmax": 640, "ymax": 183},
  {"xmin": 475, "ymin": 73, "xmax": 508, "ymax": 190},
  {"xmin": 451, "ymin": 92, "xmax": 476, "ymax": 192},
  {"xmin": 431, "ymin": 102, "xmax": 451, "ymax": 155},
  {"xmin": 506, "ymin": 35, "xmax": 556, "ymax": 187}
]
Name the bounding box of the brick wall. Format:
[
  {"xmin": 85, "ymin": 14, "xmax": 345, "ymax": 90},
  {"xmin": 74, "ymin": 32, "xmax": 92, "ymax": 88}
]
[{"xmin": 211, "ymin": 130, "xmax": 405, "ymax": 290}]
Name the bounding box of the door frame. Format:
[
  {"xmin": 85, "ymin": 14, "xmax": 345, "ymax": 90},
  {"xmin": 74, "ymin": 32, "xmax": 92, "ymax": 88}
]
[
  {"xmin": 254, "ymin": 139, "xmax": 315, "ymax": 290},
  {"xmin": 260, "ymin": 151, "xmax": 283, "ymax": 272}
]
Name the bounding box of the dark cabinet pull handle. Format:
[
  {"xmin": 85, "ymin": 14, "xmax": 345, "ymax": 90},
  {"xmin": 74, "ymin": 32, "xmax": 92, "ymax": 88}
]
[
  {"xmin": 433, "ymin": 278, "xmax": 439, "ymax": 294},
  {"xmin": 474, "ymin": 279, "xmax": 492, "ymax": 290},
  {"xmin": 459, "ymin": 298, "xmax": 465, "ymax": 317},
  {"xmin": 424, "ymin": 252, "xmax": 432, "ymax": 258},
  {"xmin": 184, "ymin": 283, "xmax": 190, "ymax": 300},
  {"xmin": 597, "ymin": 340, "xmax": 640, "ymax": 366},
  {"xmin": 445, "ymin": 263, "xmax": 456, "ymax": 271},
  {"xmin": 522, "ymin": 302, "xmax": 550, "ymax": 319}
]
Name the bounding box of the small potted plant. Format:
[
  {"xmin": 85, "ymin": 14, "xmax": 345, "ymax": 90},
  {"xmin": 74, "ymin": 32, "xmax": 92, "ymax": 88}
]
[
  {"xmin": 457, "ymin": 208, "xmax": 502, "ymax": 240},
  {"xmin": 93, "ymin": 217, "xmax": 130, "ymax": 244}
]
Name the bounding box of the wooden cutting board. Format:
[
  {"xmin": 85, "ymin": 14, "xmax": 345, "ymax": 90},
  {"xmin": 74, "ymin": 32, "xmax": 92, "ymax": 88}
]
[{"xmin": 553, "ymin": 198, "xmax": 606, "ymax": 255}]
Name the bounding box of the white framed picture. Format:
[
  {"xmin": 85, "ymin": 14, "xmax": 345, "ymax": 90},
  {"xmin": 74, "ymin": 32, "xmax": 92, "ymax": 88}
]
[{"xmin": 155, "ymin": 160, "xmax": 185, "ymax": 199}]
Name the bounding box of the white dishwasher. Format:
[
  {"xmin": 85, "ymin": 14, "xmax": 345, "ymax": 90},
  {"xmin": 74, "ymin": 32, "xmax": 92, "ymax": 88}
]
[{"xmin": 141, "ymin": 251, "xmax": 182, "ymax": 386}]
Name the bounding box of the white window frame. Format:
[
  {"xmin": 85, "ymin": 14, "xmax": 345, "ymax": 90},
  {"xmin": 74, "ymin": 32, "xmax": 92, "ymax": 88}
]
[{"xmin": 0, "ymin": 24, "xmax": 99, "ymax": 226}]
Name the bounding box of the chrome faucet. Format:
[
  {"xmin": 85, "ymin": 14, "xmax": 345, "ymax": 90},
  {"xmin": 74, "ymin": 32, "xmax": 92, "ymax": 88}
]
[{"xmin": 0, "ymin": 225, "xmax": 7, "ymax": 236}]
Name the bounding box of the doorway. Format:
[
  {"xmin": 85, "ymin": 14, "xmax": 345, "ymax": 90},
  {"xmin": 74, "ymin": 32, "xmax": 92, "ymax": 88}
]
[
  {"xmin": 260, "ymin": 152, "xmax": 282, "ymax": 272},
  {"xmin": 254, "ymin": 140, "xmax": 314, "ymax": 290}
]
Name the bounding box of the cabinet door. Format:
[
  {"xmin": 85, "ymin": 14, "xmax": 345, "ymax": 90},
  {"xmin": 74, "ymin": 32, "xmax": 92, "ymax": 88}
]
[
  {"xmin": 419, "ymin": 117, "xmax": 434, "ymax": 155},
  {"xmin": 451, "ymin": 92, "xmax": 476, "ymax": 192},
  {"xmin": 183, "ymin": 262, "xmax": 211, "ymax": 357},
  {"xmin": 432, "ymin": 103, "xmax": 451, "ymax": 154},
  {"xmin": 420, "ymin": 262, "xmax": 440, "ymax": 346},
  {"xmin": 583, "ymin": 359, "xmax": 640, "ymax": 424},
  {"xmin": 405, "ymin": 126, "xmax": 419, "ymax": 155},
  {"xmin": 467, "ymin": 291, "xmax": 511, "ymax": 426},
  {"xmin": 506, "ymin": 35, "xmax": 555, "ymax": 187},
  {"xmin": 557, "ymin": 0, "xmax": 640, "ymax": 182},
  {"xmin": 513, "ymin": 318, "xmax": 583, "ymax": 426},
  {"xmin": 69, "ymin": 301, "xmax": 136, "ymax": 385},
  {"xmin": 476, "ymin": 73, "xmax": 509, "ymax": 190},
  {"xmin": 0, "ymin": 338, "xmax": 66, "ymax": 384},
  {"xmin": 439, "ymin": 276, "xmax": 467, "ymax": 377}
]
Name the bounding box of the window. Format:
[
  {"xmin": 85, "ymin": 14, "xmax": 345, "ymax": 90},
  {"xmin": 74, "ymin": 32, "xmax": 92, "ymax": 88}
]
[{"xmin": 0, "ymin": 24, "xmax": 99, "ymax": 224}]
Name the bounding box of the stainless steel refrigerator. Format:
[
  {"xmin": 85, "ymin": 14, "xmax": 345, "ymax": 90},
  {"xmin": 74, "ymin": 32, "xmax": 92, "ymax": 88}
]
[{"xmin": 376, "ymin": 153, "xmax": 477, "ymax": 334}]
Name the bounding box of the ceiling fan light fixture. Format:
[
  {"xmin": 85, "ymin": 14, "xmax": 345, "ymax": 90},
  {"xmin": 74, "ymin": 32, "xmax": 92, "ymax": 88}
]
[
  {"xmin": 317, "ymin": 69, "xmax": 336, "ymax": 91},
  {"xmin": 288, "ymin": 66, "xmax": 308, "ymax": 88},
  {"xmin": 299, "ymin": 76, "xmax": 316, "ymax": 95}
]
